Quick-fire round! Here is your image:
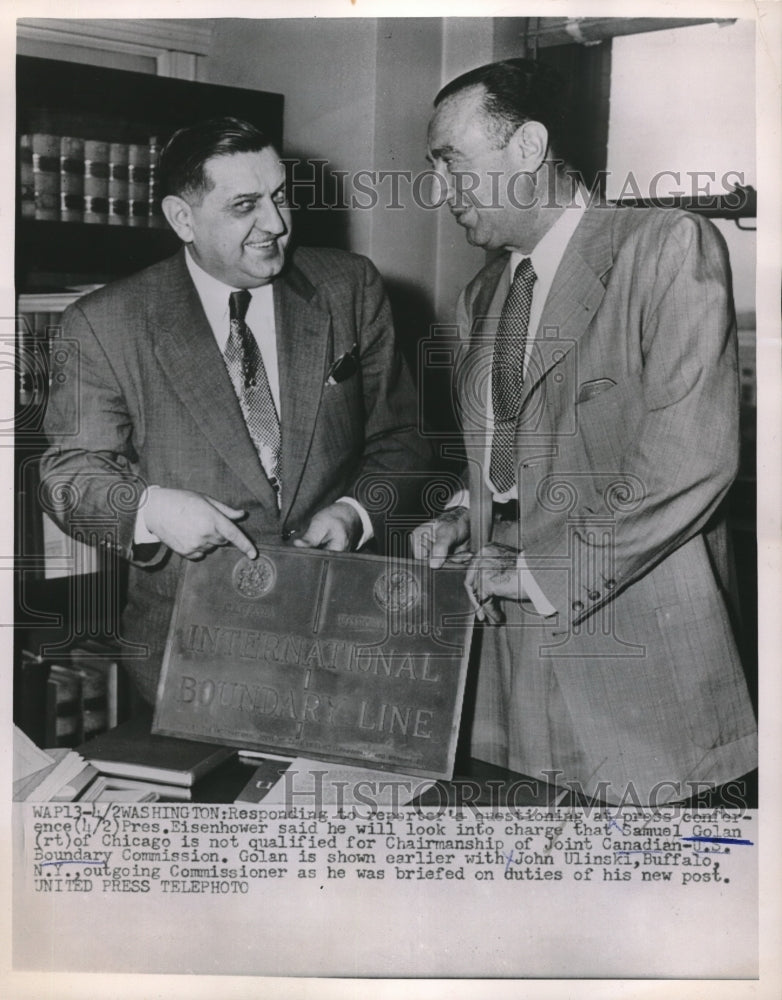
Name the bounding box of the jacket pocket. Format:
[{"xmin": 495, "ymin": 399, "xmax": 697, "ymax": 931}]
[{"xmin": 575, "ymin": 373, "xmax": 642, "ymax": 471}]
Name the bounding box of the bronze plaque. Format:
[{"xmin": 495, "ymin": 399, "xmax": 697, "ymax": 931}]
[{"xmin": 153, "ymin": 546, "xmax": 474, "ymax": 779}]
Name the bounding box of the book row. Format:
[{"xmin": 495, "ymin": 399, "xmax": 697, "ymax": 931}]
[
  {"xmin": 16, "ymin": 309, "xmax": 66, "ymax": 409},
  {"xmin": 19, "ymin": 133, "xmax": 166, "ymax": 228},
  {"xmin": 16, "ymin": 650, "xmax": 120, "ymax": 751},
  {"xmin": 16, "ymin": 296, "xmax": 102, "ymax": 579}
]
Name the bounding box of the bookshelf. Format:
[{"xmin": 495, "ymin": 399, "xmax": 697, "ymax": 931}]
[
  {"xmin": 17, "ymin": 54, "xmax": 283, "ymax": 287},
  {"xmin": 15, "ymin": 54, "xmax": 285, "ymax": 742}
]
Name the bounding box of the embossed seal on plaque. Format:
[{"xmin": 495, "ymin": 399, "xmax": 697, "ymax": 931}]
[
  {"xmin": 373, "ymin": 568, "xmax": 420, "ymax": 612},
  {"xmin": 232, "ymin": 554, "xmax": 276, "ymax": 599}
]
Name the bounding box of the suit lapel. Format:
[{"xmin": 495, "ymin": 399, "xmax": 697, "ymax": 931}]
[
  {"xmin": 520, "ymin": 205, "xmax": 614, "ymax": 408},
  {"xmin": 274, "ymin": 261, "xmax": 331, "ymax": 521},
  {"xmin": 150, "ymin": 250, "xmax": 277, "ymax": 507},
  {"xmin": 460, "ymin": 207, "xmax": 616, "ymax": 545},
  {"xmin": 461, "ymin": 257, "xmax": 507, "ymax": 549},
  {"xmin": 460, "ymin": 257, "xmax": 506, "ymax": 445},
  {"xmin": 470, "ymin": 254, "xmax": 509, "ymax": 332},
  {"xmin": 464, "ymin": 207, "xmax": 616, "ymax": 420}
]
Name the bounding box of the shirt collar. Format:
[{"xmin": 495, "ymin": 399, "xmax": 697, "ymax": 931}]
[
  {"xmin": 184, "ymin": 248, "xmax": 272, "ymax": 347},
  {"xmin": 185, "ymin": 248, "xmax": 242, "ymax": 320},
  {"xmin": 510, "ymin": 185, "xmax": 588, "ymax": 286}
]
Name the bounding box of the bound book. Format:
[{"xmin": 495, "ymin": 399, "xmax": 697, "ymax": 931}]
[
  {"xmin": 128, "ymin": 143, "xmax": 150, "ymax": 227},
  {"xmin": 59, "ymin": 136, "xmax": 85, "ymax": 222},
  {"xmin": 45, "ymin": 664, "xmax": 82, "ymax": 747},
  {"xmin": 84, "ymin": 139, "xmax": 109, "ymax": 224},
  {"xmin": 31, "ymin": 133, "xmax": 60, "ymax": 220},
  {"xmin": 108, "ymin": 142, "xmax": 129, "ymax": 226},
  {"xmin": 234, "ymin": 757, "xmax": 293, "ymax": 803},
  {"xmin": 15, "ymin": 312, "xmax": 35, "ymax": 409},
  {"xmin": 18, "ymin": 134, "xmax": 35, "ymax": 219},
  {"xmin": 80, "ymin": 716, "xmax": 236, "ymax": 787},
  {"xmin": 68, "ymin": 660, "xmax": 109, "ymax": 740}
]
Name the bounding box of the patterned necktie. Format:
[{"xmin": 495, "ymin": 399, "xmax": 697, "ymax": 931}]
[
  {"xmin": 224, "ymin": 289, "xmax": 281, "ymax": 500},
  {"xmin": 489, "ymin": 257, "xmax": 537, "ymax": 494}
]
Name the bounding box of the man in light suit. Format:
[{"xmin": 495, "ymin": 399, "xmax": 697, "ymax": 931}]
[
  {"xmin": 42, "ymin": 117, "xmax": 429, "ymax": 703},
  {"xmin": 413, "ymin": 59, "xmax": 756, "ymax": 805}
]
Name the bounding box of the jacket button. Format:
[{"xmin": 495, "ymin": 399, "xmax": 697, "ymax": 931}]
[
  {"xmin": 281, "ymin": 529, "xmax": 293, "ymax": 541},
  {"xmin": 605, "ymin": 578, "xmax": 616, "ymax": 589},
  {"xmin": 588, "ymin": 590, "xmax": 600, "ymax": 601},
  {"xmin": 572, "ymin": 600, "xmax": 584, "ymax": 611}
]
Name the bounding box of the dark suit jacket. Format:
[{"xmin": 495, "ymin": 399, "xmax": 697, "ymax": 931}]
[
  {"xmin": 41, "ymin": 246, "xmax": 430, "ymax": 700},
  {"xmin": 456, "ymin": 205, "xmax": 756, "ymax": 800}
]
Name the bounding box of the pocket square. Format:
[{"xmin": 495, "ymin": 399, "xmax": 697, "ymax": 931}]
[
  {"xmin": 326, "ymin": 343, "xmax": 359, "ymax": 385},
  {"xmin": 577, "ymin": 377, "xmax": 617, "ymax": 403}
]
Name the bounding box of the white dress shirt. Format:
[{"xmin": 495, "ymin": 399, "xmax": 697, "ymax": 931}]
[
  {"xmin": 135, "ymin": 248, "xmax": 371, "ymax": 545},
  {"xmin": 185, "ymin": 249, "xmax": 281, "ymax": 413}
]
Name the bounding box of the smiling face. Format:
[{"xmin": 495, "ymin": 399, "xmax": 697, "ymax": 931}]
[
  {"xmin": 427, "ymin": 85, "xmax": 540, "ymax": 252},
  {"xmin": 171, "ymin": 148, "xmax": 292, "ymax": 288}
]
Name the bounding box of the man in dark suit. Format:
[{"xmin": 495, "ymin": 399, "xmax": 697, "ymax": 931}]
[
  {"xmin": 413, "ymin": 59, "xmax": 756, "ymax": 805},
  {"xmin": 42, "ymin": 117, "xmax": 429, "ymax": 702}
]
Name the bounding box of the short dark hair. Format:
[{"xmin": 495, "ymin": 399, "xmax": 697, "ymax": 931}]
[
  {"xmin": 434, "ymin": 58, "xmax": 569, "ymax": 158},
  {"xmin": 159, "ymin": 117, "xmax": 275, "ymax": 200}
]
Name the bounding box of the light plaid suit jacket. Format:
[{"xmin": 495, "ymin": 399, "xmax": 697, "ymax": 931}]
[{"xmin": 456, "ymin": 205, "xmax": 757, "ymax": 802}]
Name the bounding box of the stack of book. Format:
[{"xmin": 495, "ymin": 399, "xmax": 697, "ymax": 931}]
[
  {"xmin": 19, "ymin": 132, "xmax": 165, "ymax": 228},
  {"xmin": 78, "ymin": 717, "xmax": 237, "ymax": 801}
]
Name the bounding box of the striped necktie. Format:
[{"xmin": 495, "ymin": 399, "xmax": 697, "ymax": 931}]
[
  {"xmin": 224, "ymin": 289, "xmax": 281, "ymax": 500},
  {"xmin": 489, "ymin": 257, "xmax": 537, "ymax": 494}
]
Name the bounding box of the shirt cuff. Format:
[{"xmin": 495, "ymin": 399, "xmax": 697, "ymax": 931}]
[
  {"xmin": 336, "ymin": 496, "xmax": 373, "ymax": 549},
  {"xmin": 517, "ymin": 551, "xmax": 557, "ymax": 617},
  {"xmin": 445, "ymin": 489, "xmax": 470, "ymax": 510},
  {"xmin": 134, "ymin": 485, "xmax": 160, "ymax": 544}
]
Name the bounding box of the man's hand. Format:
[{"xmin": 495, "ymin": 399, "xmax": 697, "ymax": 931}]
[
  {"xmin": 464, "ymin": 543, "xmax": 526, "ymax": 623},
  {"xmin": 142, "ymin": 488, "xmax": 257, "ymax": 561},
  {"xmin": 411, "ymin": 506, "xmax": 470, "ymax": 568},
  {"xmin": 293, "ymin": 501, "xmax": 362, "ymax": 552}
]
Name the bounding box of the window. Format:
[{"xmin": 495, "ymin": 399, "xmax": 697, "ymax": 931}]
[{"xmin": 607, "ymin": 20, "xmax": 755, "ymax": 316}]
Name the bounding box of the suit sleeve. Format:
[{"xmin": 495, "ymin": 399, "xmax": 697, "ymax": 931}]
[
  {"xmin": 532, "ymin": 213, "xmax": 739, "ymax": 621},
  {"xmin": 40, "ymin": 301, "xmax": 162, "ymax": 566},
  {"xmin": 345, "ymin": 257, "xmax": 432, "ymax": 544}
]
